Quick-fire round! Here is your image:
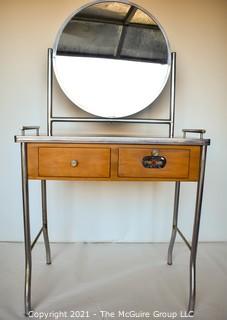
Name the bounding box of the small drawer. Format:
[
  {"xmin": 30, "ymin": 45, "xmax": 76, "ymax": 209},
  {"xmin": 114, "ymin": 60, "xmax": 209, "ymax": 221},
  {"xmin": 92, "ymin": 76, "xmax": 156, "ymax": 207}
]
[
  {"xmin": 118, "ymin": 147, "xmax": 191, "ymax": 179},
  {"xmin": 38, "ymin": 147, "xmax": 110, "ymax": 178}
]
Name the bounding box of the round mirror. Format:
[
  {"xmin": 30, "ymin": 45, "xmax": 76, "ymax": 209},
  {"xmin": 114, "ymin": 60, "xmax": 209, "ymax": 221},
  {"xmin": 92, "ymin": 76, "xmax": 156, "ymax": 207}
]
[{"xmin": 53, "ymin": 0, "xmax": 171, "ymax": 118}]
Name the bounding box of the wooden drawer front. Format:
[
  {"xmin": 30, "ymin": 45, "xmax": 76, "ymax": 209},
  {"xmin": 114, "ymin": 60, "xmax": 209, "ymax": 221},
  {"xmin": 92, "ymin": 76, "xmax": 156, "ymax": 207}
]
[
  {"xmin": 38, "ymin": 147, "xmax": 110, "ymax": 178},
  {"xmin": 118, "ymin": 148, "xmax": 191, "ymax": 179}
]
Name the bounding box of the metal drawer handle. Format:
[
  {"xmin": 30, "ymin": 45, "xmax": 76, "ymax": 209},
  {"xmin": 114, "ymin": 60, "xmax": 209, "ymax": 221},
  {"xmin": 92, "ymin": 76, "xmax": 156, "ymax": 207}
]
[
  {"xmin": 142, "ymin": 155, "xmax": 166, "ymax": 169},
  {"xmin": 71, "ymin": 159, "xmax": 78, "ymax": 167}
]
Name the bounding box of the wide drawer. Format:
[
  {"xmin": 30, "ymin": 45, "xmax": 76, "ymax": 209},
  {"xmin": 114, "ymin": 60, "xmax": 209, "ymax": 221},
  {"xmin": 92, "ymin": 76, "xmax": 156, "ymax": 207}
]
[
  {"xmin": 38, "ymin": 147, "xmax": 110, "ymax": 178},
  {"xmin": 118, "ymin": 147, "xmax": 193, "ymax": 179}
]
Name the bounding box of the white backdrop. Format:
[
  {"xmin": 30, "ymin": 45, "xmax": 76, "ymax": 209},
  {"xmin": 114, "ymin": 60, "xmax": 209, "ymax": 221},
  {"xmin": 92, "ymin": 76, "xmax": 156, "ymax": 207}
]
[{"xmin": 1, "ymin": 0, "xmax": 227, "ymax": 242}]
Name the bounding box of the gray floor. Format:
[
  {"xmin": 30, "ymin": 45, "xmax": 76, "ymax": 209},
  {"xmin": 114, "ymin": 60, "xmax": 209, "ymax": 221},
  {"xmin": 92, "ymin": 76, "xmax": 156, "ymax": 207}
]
[{"xmin": 0, "ymin": 242, "xmax": 227, "ymax": 320}]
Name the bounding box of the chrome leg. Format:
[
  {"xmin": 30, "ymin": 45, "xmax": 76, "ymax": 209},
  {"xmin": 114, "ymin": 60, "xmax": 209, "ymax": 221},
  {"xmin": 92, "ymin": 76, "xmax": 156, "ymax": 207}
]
[
  {"xmin": 21, "ymin": 143, "xmax": 32, "ymax": 316},
  {"xmin": 41, "ymin": 180, "xmax": 51, "ymax": 264},
  {"xmin": 167, "ymin": 181, "xmax": 180, "ymax": 265},
  {"xmin": 188, "ymin": 145, "xmax": 207, "ymax": 314}
]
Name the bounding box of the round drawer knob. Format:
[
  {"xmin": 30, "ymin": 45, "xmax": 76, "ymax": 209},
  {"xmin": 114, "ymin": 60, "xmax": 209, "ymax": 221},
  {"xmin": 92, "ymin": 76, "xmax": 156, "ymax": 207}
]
[{"xmin": 71, "ymin": 159, "xmax": 78, "ymax": 167}]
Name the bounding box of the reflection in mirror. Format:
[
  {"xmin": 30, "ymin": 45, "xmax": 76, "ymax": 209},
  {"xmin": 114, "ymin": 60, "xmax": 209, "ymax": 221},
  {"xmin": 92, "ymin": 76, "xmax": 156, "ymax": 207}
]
[{"xmin": 53, "ymin": 1, "xmax": 171, "ymax": 118}]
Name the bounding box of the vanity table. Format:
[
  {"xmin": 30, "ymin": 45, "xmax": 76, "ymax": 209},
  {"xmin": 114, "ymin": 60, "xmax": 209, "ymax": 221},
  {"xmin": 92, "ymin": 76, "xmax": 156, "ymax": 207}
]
[{"xmin": 15, "ymin": 0, "xmax": 210, "ymax": 316}]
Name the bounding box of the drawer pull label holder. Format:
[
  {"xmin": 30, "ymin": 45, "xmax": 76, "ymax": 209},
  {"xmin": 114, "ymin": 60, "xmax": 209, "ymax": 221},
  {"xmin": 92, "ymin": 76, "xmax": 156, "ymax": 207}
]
[{"xmin": 142, "ymin": 150, "xmax": 166, "ymax": 168}]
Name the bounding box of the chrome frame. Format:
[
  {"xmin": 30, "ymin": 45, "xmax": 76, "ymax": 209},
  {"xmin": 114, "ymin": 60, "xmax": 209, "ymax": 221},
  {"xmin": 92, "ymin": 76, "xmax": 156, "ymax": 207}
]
[
  {"xmin": 18, "ymin": 131, "xmax": 209, "ymax": 316},
  {"xmin": 47, "ymin": 49, "xmax": 176, "ymax": 137},
  {"xmin": 18, "ymin": 27, "xmax": 209, "ymax": 315},
  {"xmin": 41, "ymin": 180, "xmax": 51, "ymax": 265},
  {"xmin": 51, "ymin": 0, "xmax": 172, "ymax": 122},
  {"xmin": 167, "ymin": 129, "xmax": 208, "ymax": 315},
  {"xmin": 15, "ymin": 135, "xmax": 210, "ymax": 145},
  {"xmin": 188, "ymin": 143, "xmax": 207, "ymax": 313},
  {"xmin": 20, "ymin": 127, "xmax": 51, "ymax": 316},
  {"xmin": 167, "ymin": 180, "xmax": 180, "ymax": 265},
  {"xmin": 21, "ymin": 142, "xmax": 32, "ymax": 315}
]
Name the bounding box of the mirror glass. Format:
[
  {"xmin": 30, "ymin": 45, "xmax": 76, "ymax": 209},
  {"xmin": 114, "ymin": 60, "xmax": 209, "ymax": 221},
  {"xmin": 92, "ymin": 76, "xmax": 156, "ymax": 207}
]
[{"xmin": 53, "ymin": 1, "xmax": 171, "ymax": 118}]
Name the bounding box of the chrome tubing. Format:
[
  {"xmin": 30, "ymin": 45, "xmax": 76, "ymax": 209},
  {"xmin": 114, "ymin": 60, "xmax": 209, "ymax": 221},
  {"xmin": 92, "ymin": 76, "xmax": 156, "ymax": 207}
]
[
  {"xmin": 15, "ymin": 135, "xmax": 211, "ymax": 146},
  {"xmin": 31, "ymin": 227, "xmax": 43, "ymax": 250},
  {"xmin": 21, "ymin": 126, "xmax": 40, "ymax": 136},
  {"xmin": 46, "ymin": 48, "xmax": 176, "ymax": 136},
  {"xmin": 47, "ymin": 48, "xmax": 53, "ymax": 136},
  {"xmin": 50, "ymin": 116, "xmax": 172, "ymax": 124},
  {"xmin": 182, "ymin": 129, "xmax": 206, "ymax": 139},
  {"xmin": 176, "ymin": 227, "xmax": 191, "ymax": 251},
  {"xmin": 169, "ymin": 52, "xmax": 176, "ymax": 138},
  {"xmin": 188, "ymin": 145, "xmax": 208, "ymax": 314},
  {"xmin": 167, "ymin": 181, "xmax": 180, "ymax": 265},
  {"xmin": 41, "ymin": 180, "xmax": 51, "ymax": 264},
  {"xmin": 21, "ymin": 143, "xmax": 32, "ymax": 315}
]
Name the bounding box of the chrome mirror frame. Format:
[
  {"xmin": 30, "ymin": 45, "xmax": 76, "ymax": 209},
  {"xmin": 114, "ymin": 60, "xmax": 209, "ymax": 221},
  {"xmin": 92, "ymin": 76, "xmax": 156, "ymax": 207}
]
[{"xmin": 52, "ymin": 0, "xmax": 171, "ymax": 118}]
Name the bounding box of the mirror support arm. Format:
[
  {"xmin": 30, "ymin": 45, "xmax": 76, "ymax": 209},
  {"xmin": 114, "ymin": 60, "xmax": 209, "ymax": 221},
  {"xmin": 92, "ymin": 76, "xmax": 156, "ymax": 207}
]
[
  {"xmin": 169, "ymin": 52, "xmax": 176, "ymax": 138},
  {"xmin": 47, "ymin": 48, "xmax": 53, "ymax": 136}
]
